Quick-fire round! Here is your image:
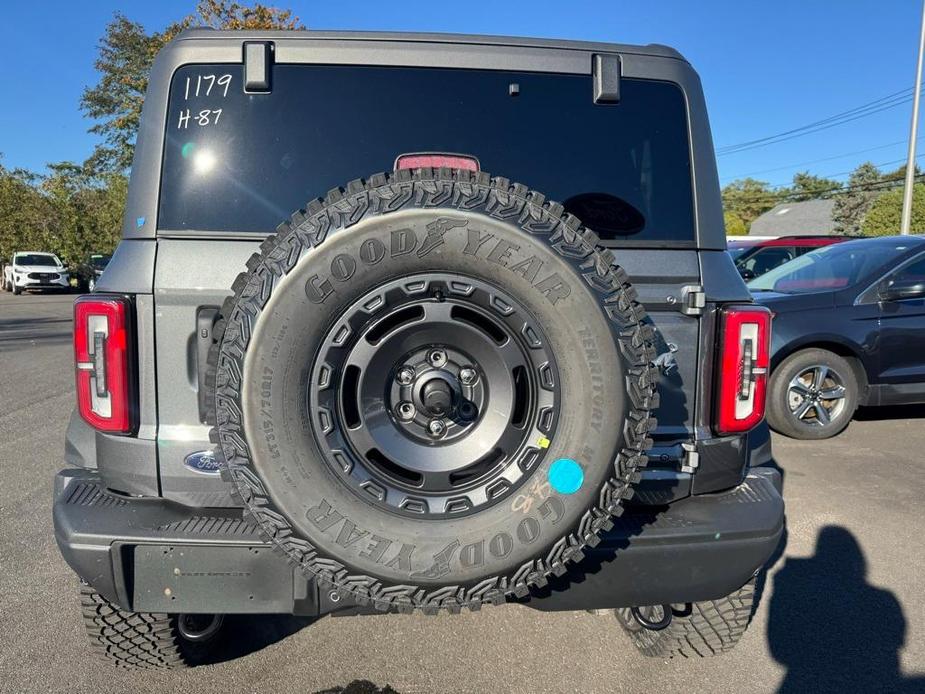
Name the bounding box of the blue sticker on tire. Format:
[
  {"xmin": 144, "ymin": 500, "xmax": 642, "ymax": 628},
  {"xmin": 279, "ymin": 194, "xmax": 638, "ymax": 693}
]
[{"xmin": 548, "ymin": 458, "xmax": 584, "ymax": 494}]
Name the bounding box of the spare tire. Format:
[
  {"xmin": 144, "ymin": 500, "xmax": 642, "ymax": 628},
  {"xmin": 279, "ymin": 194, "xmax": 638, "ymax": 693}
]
[{"xmin": 207, "ymin": 168, "xmax": 658, "ymax": 613}]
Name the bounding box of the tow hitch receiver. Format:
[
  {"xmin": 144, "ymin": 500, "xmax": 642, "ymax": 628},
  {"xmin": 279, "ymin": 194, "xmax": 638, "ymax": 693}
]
[{"xmin": 631, "ymin": 604, "xmax": 674, "ymax": 631}]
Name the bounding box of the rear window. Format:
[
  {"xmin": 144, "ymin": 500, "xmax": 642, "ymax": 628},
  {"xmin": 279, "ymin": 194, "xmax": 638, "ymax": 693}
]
[
  {"xmin": 736, "ymin": 246, "xmax": 798, "ymax": 278},
  {"xmin": 89, "ymin": 255, "xmax": 111, "ymax": 269},
  {"xmin": 158, "ymin": 64, "xmax": 694, "ymax": 243},
  {"xmin": 748, "ymin": 240, "xmax": 909, "ymax": 294}
]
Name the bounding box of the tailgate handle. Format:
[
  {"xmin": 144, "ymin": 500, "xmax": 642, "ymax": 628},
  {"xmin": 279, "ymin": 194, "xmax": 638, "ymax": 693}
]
[{"xmin": 196, "ymin": 307, "xmax": 219, "ymax": 423}]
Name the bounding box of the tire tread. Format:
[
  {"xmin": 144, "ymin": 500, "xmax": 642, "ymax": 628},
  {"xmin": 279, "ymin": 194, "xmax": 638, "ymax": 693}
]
[
  {"xmin": 79, "ymin": 582, "xmax": 187, "ymax": 670},
  {"xmin": 615, "ymin": 578, "xmax": 757, "ymax": 658}
]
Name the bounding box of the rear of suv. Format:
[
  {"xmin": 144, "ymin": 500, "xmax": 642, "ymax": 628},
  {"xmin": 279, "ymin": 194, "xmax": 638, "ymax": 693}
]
[{"xmin": 54, "ymin": 30, "xmax": 783, "ymax": 668}]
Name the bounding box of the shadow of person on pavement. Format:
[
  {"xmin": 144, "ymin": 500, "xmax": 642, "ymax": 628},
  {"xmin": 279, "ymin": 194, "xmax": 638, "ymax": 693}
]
[{"xmin": 768, "ymin": 525, "xmax": 921, "ymax": 693}]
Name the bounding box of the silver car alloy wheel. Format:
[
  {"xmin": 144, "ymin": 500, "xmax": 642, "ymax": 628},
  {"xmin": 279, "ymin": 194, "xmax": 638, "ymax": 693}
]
[{"xmin": 786, "ymin": 365, "xmax": 847, "ymax": 427}]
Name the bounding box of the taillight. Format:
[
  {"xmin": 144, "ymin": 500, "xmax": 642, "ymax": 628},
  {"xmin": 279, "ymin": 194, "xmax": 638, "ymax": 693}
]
[
  {"xmin": 394, "ymin": 152, "xmax": 480, "ymax": 172},
  {"xmin": 74, "ymin": 295, "xmax": 134, "ymax": 434},
  {"xmin": 715, "ymin": 305, "xmax": 772, "ymax": 435}
]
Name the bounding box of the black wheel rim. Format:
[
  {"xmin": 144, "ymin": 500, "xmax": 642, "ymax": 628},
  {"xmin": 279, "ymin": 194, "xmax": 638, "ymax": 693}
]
[{"xmin": 310, "ymin": 273, "xmax": 560, "ymax": 518}]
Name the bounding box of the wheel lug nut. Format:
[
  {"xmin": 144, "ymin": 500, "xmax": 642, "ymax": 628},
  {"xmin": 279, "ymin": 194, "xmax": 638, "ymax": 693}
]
[
  {"xmin": 428, "ymin": 349, "xmax": 447, "ymax": 368},
  {"xmin": 427, "ymin": 419, "xmax": 446, "ymax": 437},
  {"xmin": 396, "ymin": 367, "xmax": 415, "ymax": 385},
  {"xmin": 396, "ymin": 402, "xmax": 416, "ymax": 421},
  {"xmin": 459, "ymin": 367, "xmax": 478, "ymax": 385}
]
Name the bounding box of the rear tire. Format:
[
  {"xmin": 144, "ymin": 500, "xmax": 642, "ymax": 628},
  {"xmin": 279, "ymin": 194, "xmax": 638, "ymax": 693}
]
[
  {"xmin": 615, "ymin": 576, "xmax": 757, "ymax": 658},
  {"xmin": 80, "ymin": 582, "xmax": 223, "ymax": 669},
  {"xmin": 767, "ymin": 349, "xmax": 858, "ymax": 440}
]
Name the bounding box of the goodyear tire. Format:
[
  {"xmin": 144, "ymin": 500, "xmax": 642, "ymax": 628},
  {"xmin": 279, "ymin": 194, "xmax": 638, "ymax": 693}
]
[{"xmin": 207, "ymin": 169, "xmax": 658, "ymax": 612}]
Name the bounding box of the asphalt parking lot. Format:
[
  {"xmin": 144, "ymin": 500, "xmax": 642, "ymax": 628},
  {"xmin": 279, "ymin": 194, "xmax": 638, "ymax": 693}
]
[{"xmin": 1, "ymin": 291, "xmax": 923, "ymax": 693}]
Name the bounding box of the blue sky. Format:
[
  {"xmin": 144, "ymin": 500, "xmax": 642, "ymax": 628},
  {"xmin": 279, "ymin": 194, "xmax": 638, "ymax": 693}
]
[{"xmin": 0, "ymin": 0, "xmax": 921, "ymax": 187}]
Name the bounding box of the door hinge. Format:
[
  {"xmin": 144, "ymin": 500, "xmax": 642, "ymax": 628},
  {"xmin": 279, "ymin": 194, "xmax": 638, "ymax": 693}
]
[
  {"xmin": 679, "ymin": 285, "xmax": 706, "ymax": 316},
  {"xmin": 681, "ymin": 441, "xmax": 700, "ymax": 474}
]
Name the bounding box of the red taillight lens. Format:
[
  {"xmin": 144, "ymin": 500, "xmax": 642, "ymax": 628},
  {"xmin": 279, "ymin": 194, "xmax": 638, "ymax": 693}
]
[
  {"xmin": 394, "ymin": 152, "xmax": 480, "ymax": 172},
  {"xmin": 74, "ymin": 295, "xmax": 134, "ymax": 434},
  {"xmin": 715, "ymin": 305, "xmax": 772, "ymax": 435}
]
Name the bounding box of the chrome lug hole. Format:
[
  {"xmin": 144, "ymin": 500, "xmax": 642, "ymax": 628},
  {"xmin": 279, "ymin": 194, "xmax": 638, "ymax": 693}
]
[
  {"xmin": 396, "ymin": 366, "xmax": 415, "ymax": 385},
  {"xmin": 427, "ymin": 419, "xmax": 446, "ymax": 438},
  {"xmin": 428, "ymin": 349, "xmax": 448, "ymax": 368},
  {"xmin": 459, "ymin": 366, "xmax": 478, "ymax": 386},
  {"xmin": 396, "ymin": 401, "xmax": 416, "ymax": 422}
]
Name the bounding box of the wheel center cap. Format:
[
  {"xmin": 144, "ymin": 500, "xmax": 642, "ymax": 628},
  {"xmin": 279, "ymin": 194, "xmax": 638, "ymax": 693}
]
[{"xmin": 422, "ymin": 378, "xmax": 454, "ymax": 416}]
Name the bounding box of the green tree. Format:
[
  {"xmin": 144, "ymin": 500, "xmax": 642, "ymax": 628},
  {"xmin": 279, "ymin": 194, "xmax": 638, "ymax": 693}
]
[
  {"xmin": 724, "ymin": 210, "xmax": 747, "ymax": 236},
  {"xmin": 42, "ymin": 163, "xmax": 127, "ymax": 264},
  {"xmin": 721, "ymin": 178, "xmax": 780, "ymax": 229},
  {"xmin": 0, "ymin": 157, "xmax": 53, "ymax": 263},
  {"xmin": 790, "ymin": 171, "xmax": 841, "ymax": 201},
  {"xmin": 862, "ymin": 183, "xmax": 925, "ymax": 236},
  {"xmin": 832, "ymin": 162, "xmax": 886, "ymax": 235},
  {"xmin": 0, "ymin": 156, "xmax": 126, "ymax": 267},
  {"xmin": 79, "ymin": 15, "xmax": 182, "ymax": 172},
  {"xmin": 882, "ymin": 162, "xmax": 920, "ymax": 185},
  {"xmin": 81, "ymin": 2, "xmax": 304, "ymax": 172}
]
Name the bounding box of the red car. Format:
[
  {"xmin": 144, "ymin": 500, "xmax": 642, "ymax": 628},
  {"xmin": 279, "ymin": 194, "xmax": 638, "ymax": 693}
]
[{"xmin": 732, "ymin": 235, "xmax": 852, "ymax": 281}]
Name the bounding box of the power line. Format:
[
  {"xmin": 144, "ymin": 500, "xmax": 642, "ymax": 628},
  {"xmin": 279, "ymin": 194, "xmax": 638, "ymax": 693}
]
[
  {"xmin": 717, "ymin": 87, "xmax": 913, "ymax": 154},
  {"xmin": 716, "ymin": 86, "xmax": 919, "ymax": 157},
  {"xmin": 719, "ymin": 137, "xmax": 921, "ymax": 181},
  {"xmin": 762, "ymin": 154, "xmax": 924, "ymax": 190},
  {"xmin": 718, "ymin": 96, "xmax": 915, "ymax": 156}
]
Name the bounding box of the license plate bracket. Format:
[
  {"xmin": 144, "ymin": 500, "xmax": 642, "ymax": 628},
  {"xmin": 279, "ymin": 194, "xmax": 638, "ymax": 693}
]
[{"xmin": 132, "ymin": 544, "xmax": 294, "ymax": 613}]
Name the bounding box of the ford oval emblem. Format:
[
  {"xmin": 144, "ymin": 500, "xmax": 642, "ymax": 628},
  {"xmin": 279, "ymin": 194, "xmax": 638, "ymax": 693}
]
[{"xmin": 184, "ymin": 450, "xmax": 221, "ymax": 475}]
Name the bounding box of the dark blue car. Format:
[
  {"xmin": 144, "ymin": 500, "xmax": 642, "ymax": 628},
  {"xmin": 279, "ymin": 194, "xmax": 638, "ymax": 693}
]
[{"xmin": 749, "ymin": 236, "xmax": 925, "ymax": 439}]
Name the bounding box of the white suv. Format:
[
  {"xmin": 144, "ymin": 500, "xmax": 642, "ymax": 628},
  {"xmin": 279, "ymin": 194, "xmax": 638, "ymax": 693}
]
[{"xmin": 3, "ymin": 252, "xmax": 70, "ymax": 294}]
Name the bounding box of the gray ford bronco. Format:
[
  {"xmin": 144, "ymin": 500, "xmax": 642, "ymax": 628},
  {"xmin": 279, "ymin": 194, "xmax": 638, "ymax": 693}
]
[{"xmin": 54, "ymin": 30, "xmax": 784, "ymax": 668}]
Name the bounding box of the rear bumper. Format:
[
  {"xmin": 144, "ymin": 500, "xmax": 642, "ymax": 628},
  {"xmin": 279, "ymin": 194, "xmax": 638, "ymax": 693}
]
[{"xmin": 53, "ymin": 467, "xmax": 783, "ymax": 614}]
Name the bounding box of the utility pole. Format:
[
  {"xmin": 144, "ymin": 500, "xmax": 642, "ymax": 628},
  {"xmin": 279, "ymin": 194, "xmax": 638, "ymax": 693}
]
[{"xmin": 901, "ymin": 0, "xmax": 925, "ymax": 235}]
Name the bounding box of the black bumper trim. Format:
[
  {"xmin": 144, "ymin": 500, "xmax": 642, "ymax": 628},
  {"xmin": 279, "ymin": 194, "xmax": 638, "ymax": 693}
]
[{"xmin": 53, "ymin": 467, "xmax": 783, "ymax": 614}]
